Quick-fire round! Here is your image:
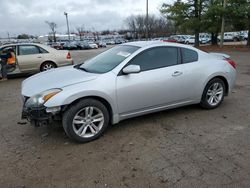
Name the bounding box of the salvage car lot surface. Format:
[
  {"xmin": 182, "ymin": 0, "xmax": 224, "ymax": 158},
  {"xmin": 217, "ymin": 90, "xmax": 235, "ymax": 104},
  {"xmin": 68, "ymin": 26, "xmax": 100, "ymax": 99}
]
[{"xmin": 0, "ymin": 47, "xmax": 250, "ymax": 188}]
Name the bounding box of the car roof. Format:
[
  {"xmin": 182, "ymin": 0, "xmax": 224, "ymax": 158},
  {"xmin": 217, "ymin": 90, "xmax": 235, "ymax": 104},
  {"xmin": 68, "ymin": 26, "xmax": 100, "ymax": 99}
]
[
  {"xmin": 0, "ymin": 43, "xmax": 56, "ymax": 52},
  {"xmin": 121, "ymin": 41, "xmax": 198, "ymax": 51},
  {"xmin": 0, "ymin": 43, "xmax": 45, "ymax": 48},
  {"xmin": 121, "ymin": 41, "xmax": 160, "ymax": 48}
]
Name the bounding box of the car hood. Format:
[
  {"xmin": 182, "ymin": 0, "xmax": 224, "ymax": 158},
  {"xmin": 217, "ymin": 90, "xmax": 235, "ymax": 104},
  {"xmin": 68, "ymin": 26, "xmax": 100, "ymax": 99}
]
[{"xmin": 22, "ymin": 66, "xmax": 98, "ymax": 97}]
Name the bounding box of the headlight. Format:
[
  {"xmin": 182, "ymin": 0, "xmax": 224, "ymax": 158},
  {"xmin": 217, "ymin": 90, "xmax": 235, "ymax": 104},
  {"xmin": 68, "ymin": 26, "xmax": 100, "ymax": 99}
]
[{"xmin": 25, "ymin": 88, "xmax": 62, "ymax": 108}]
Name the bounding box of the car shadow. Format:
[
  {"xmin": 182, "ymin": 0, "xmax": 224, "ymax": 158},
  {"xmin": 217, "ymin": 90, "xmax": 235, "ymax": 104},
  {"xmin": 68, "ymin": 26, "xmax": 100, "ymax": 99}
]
[
  {"xmin": 7, "ymin": 73, "xmax": 33, "ymax": 79},
  {"xmin": 27, "ymin": 104, "xmax": 202, "ymax": 144}
]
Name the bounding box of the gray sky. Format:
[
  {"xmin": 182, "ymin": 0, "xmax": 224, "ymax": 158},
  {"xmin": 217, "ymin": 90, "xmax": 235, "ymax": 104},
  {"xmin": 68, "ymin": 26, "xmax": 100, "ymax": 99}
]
[{"xmin": 0, "ymin": 0, "xmax": 169, "ymax": 38}]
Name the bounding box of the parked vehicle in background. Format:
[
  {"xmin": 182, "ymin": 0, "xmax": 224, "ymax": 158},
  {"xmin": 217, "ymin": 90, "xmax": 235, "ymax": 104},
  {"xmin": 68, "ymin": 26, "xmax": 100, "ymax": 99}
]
[
  {"xmin": 96, "ymin": 41, "xmax": 107, "ymax": 48},
  {"xmin": 115, "ymin": 39, "xmax": 125, "ymax": 44},
  {"xmin": 87, "ymin": 42, "xmax": 98, "ymax": 49},
  {"xmin": 0, "ymin": 43, "xmax": 73, "ymax": 75},
  {"xmin": 218, "ymin": 32, "xmax": 241, "ymax": 42},
  {"xmin": 170, "ymin": 35, "xmax": 186, "ymax": 43},
  {"xmin": 152, "ymin": 37, "xmax": 164, "ymax": 41},
  {"xmin": 240, "ymin": 32, "xmax": 248, "ymax": 40},
  {"xmin": 185, "ymin": 36, "xmax": 195, "ymax": 44},
  {"xmin": 200, "ymin": 36, "xmax": 211, "ymax": 44},
  {"xmin": 244, "ymin": 33, "xmax": 248, "ymax": 40},
  {"xmin": 50, "ymin": 42, "xmax": 64, "ymax": 50},
  {"xmin": 75, "ymin": 41, "xmax": 99, "ymax": 50},
  {"xmin": 106, "ymin": 40, "xmax": 115, "ymax": 45},
  {"xmin": 62, "ymin": 42, "xmax": 78, "ymax": 50},
  {"xmin": 21, "ymin": 41, "xmax": 236, "ymax": 143},
  {"xmin": 162, "ymin": 37, "xmax": 178, "ymax": 43},
  {"xmin": 199, "ymin": 33, "xmax": 211, "ymax": 44},
  {"xmin": 75, "ymin": 41, "xmax": 89, "ymax": 50}
]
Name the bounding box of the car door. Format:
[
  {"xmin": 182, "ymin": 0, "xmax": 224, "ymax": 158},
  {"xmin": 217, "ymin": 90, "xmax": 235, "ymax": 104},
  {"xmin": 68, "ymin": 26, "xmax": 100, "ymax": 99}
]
[
  {"xmin": 17, "ymin": 45, "xmax": 44, "ymax": 71},
  {"xmin": 0, "ymin": 45, "xmax": 19, "ymax": 73},
  {"xmin": 180, "ymin": 47, "xmax": 204, "ymax": 99},
  {"xmin": 116, "ymin": 47, "xmax": 191, "ymax": 115}
]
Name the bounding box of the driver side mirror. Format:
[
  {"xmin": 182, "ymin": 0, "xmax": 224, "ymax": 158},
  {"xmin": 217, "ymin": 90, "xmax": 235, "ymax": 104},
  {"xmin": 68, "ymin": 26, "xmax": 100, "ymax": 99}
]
[{"xmin": 122, "ymin": 65, "xmax": 141, "ymax": 74}]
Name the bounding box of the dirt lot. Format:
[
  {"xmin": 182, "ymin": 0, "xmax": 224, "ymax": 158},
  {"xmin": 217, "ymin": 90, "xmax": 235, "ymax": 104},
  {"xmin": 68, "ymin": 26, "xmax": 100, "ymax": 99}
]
[{"xmin": 0, "ymin": 47, "xmax": 250, "ymax": 188}]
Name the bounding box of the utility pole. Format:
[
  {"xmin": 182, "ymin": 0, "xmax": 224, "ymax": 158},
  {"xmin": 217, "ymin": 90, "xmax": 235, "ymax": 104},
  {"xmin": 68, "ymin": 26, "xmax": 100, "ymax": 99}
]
[
  {"xmin": 64, "ymin": 12, "xmax": 71, "ymax": 42},
  {"xmin": 220, "ymin": 0, "xmax": 227, "ymax": 48},
  {"xmin": 146, "ymin": 0, "xmax": 149, "ymax": 40},
  {"xmin": 7, "ymin": 32, "xmax": 10, "ymax": 42}
]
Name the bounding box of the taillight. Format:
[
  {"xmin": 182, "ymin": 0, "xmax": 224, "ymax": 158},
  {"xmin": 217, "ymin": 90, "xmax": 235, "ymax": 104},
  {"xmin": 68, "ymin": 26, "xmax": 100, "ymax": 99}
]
[
  {"xmin": 66, "ymin": 52, "xmax": 71, "ymax": 59},
  {"xmin": 225, "ymin": 58, "xmax": 236, "ymax": 69}
]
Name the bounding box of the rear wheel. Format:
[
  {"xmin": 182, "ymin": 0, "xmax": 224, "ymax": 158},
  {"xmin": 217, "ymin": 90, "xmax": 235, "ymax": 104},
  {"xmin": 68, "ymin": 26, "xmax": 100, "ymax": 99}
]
[
  {"xmin": 62, "ymin": 99, "xmax": 109, "ymax": 143},
  {"xmin": 200, "ymin": 78, "xmax": 225, "ymax": 109},
  {"xmin": 41, "ymin": 61, "xmax": 56, "ymax": 72}
]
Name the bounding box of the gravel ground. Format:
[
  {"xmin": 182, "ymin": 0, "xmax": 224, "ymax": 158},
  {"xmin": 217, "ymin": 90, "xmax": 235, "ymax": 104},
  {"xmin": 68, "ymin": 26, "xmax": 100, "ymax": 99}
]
[{"xmin": 0, "ymin": 47, "xmax": 250, "ymax": 188}]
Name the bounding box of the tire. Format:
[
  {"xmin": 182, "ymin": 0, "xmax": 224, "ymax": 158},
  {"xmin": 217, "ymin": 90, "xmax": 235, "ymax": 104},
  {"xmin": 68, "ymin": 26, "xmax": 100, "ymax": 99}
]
[
  {"xmin": 62, "ymin": 99, "xmax": 110, "ymax": 143},
  {"xmin": 200, "ymin": 78, "xmax": 226, "ymax": 109},
  {"xmin": 40, "ymin": 61, "xmax": 56, "ymax": 72}
]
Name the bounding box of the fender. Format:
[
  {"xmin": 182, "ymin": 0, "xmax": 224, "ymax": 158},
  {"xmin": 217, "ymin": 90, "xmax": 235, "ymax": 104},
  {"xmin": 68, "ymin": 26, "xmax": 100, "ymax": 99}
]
[
  {"xmin": 201, "ymin": 72, "xmax": 230, "ymax": 99},
  {"xmin": 44, "ymin": 76, "xmax": 119, "ymax": 124}
]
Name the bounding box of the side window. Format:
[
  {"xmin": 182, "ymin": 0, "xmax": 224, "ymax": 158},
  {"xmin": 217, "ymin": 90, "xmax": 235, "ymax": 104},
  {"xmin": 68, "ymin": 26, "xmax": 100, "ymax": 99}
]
[
  {"xmin": 128, "ymin": 47, "xmax": 178, "ymax": 71},
  {"xmin": 39, "ymin": 47, "xmax": 49, "ymax": 53},
  {"xmin": 19, "ymin": 45, "xmax": 40, "ymax": 55},
  {"xmin": 181, "ymin": 48, "xmax": 198, "ymax": 64},
  {"xmin": 0, "ymin": 46, "xmax": 16, "ymax": 55}
]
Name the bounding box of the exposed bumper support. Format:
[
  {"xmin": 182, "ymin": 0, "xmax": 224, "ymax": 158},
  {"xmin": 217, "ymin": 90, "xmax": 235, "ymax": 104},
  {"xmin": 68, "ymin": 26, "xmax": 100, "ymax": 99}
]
[{"xmin": 22, "ymin": 106, "xmax": 53, "ymax": 127}]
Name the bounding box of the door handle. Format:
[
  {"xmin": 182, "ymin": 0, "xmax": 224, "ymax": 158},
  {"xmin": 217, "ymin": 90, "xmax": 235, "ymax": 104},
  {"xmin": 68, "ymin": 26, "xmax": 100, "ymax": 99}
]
[
  {"xmin": 172, "ymin": 71, "xmax": 183, "ymax": 77},
  {"xmin": 37, "ymin": 56, "xmax": 42, "ymax": 58}
]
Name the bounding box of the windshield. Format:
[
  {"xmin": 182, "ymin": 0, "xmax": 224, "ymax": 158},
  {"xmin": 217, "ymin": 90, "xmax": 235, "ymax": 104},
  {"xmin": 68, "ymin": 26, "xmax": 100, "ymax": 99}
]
[{"xmin": 79, "ymin": 45, "xmax": 139, "ymax": 73}]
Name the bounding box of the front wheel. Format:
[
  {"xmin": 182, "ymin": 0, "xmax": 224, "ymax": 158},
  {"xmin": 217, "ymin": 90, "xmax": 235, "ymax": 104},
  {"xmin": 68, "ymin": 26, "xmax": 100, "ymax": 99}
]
[
  {"xmin": 62, "ymin": 99, "xmax": 110, "ymax": 143},
  {"xmin": 200, "ymin": 78, "xmax": 225, "ymax": 109}
]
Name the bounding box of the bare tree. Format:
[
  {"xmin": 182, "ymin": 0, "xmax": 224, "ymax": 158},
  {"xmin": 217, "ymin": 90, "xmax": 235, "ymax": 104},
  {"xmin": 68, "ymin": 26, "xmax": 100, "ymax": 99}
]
[
  {"xmin": 126, "ymin": 16, "xmax": 137, "ymax": 39},
  {"xmin": 45, "ymin": 21, "xmax": 57, "ymax": 42},
  {"xmin": 125, "ymin": 14, "xmax": 175, "ymax": 39},
  {"xmin": 76, "ymin": 25, "xmax": 85, "ymax": 41}
]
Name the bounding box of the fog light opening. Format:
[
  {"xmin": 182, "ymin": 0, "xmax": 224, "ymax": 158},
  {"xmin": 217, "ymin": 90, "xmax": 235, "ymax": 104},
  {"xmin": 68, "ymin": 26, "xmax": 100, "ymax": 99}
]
[{"xmin": 46, "ymin": 107, "xmax": 61, "ymax": 114}]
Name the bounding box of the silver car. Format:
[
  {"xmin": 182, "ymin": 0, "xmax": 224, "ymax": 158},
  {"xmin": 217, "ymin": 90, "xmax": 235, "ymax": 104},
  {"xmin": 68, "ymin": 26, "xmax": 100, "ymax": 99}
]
[
  {"xmin": 0, "ymin": 43, "xmax": 73, "ymax": 75},
  {"xmin": 21, "ymin": 41, "xmax": 237, "ymax": 143}
]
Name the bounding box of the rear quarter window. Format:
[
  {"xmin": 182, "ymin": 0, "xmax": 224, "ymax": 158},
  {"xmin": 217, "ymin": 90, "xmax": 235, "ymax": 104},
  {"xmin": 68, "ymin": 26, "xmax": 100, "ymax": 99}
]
[
  {"xmin": 39, "ymin": 47, "xmax": 49, "ymax": 53},
  {"xmin": 181, "ymin": 48, "xmax": 198, "ymax": 63}
]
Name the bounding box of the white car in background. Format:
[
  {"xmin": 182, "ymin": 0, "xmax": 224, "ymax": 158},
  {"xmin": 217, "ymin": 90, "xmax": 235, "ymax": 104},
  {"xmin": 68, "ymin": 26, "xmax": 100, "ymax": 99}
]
[
  {"xmin": 171, "ymin": 35, "xmax": 186, "ymax": 43},
  {"xmin": 185, "ymin": 36, "xmax": 206, "ymax": 44},
  {"xmin": 200, "ymin": 36, "xmax": 211, "ymax": 44},
  {"xmin": 241, "ymin": 32, "xmax": 248, "ymax": 40},
  {"xmin": 88, "ymin": 42, "xmax": 98, "ymax": 49},
  {"xmin": 0, "ymin": 43, "xmax": 73, "ymax": 75},
  {"xmin": 185, "ymin": 36, "xmax": 195, "ymax": 44},
  {"xmin": 218, "ymin": 32, "xmax": 241, "ymax": 42}
]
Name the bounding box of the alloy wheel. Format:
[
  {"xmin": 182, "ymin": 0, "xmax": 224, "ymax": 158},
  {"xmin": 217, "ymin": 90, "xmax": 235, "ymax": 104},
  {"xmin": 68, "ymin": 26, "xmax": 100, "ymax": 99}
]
[
  {"xmin": 43, "ymin": 63, "xmax": 55, "ymax": 71},
  {"xmin": 72, "ymin": 106, "xmax": 104, "ymax": 138},
  {"xmin": 206, "ymin": 82, "xmax": 224, "ymax": 106}
]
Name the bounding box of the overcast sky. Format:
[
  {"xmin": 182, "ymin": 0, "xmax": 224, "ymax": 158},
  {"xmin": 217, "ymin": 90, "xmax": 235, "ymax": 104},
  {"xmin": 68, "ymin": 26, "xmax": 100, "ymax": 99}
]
[{"xmin": 0, "ymin": 0, "xmax": 172, "ymax": 38}]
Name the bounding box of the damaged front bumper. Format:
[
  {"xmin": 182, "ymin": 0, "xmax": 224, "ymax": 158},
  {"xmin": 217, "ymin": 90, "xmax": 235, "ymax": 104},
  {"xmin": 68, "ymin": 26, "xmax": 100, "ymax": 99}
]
[
  {"xmin": 22, "ymin": 106, "xmax": 53, "ymax": 126},
  {"xmin": 21, "ymin": 97, "xmax": 61, "ymax": 127}
]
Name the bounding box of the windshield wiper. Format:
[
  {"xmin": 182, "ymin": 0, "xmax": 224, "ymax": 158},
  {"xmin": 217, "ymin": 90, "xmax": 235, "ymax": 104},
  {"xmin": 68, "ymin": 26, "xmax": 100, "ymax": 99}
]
[
  {"xmin": 74, "ymin": 64, "xmax": 89, "ymax": 72},
  {"xmin": 79, "ymin": 67, "xmax": 89, "ymax": 72}
]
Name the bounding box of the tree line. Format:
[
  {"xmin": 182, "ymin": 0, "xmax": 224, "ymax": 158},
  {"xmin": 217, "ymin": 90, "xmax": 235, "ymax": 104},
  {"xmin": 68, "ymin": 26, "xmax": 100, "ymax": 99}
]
[
  {"xmin": 161, "ymin": 0, "xmax": 250, "ymax": 46},
  {"xmin": 126, "ymin": 0, "xmax": 250, "ymax": 46}
]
